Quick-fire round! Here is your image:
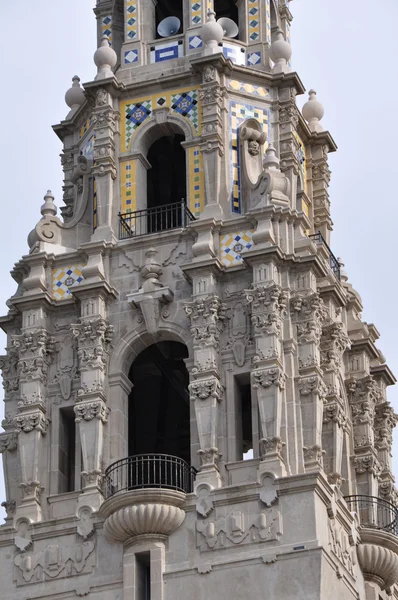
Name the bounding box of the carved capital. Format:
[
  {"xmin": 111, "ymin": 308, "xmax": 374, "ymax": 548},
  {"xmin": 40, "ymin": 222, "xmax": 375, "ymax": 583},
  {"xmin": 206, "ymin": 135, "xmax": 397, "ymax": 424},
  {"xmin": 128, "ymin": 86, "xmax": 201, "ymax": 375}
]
[
  {"xmin": 14, "ymin": 412, "xmax": 47, "ymax": 434},
  {"xmin": 0, "ymin": 431, "xmax": 18, "ymax": 452},
  {"xmin": 74, "ymin": 400, "xmax": 109, "ymax": 423},
  {"xmin": 321, "ymin": 322, "xmax": 351, "ymax": 371},
  {"xmin": 353, "ymin": 454, "xmax": 382, "ymax": 476},
  {"xmin": 252, "ymin": 367, "xmax": 286, "ymax": 390},
  {"xmin": 184, "ymin": 295, "xmax": 226, "ymax": 349},
  {"xmin": 197, "ymin": 447, "xmax": 220, "ymax": 467},
  {"xmin": 323, "ymin": 402, "xmax": 347, "ymax": 428},
  {"xmin": 189, "ymin": 378, "xmax": 222, "ymax": 402},
  {"xmin": 298, "ymin": 375, "xmax": 327, "ymax": 399},
  {"xmin": 260, "ymin": 437, "xmax": 284, "ymax": 459}
]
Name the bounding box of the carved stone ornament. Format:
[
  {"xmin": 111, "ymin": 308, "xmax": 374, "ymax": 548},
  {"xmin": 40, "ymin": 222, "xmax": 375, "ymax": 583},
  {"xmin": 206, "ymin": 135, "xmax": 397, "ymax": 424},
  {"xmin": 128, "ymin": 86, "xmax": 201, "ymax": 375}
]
[
  {"xmin": 14, "ymin": 519, "xmax": 32, "ymax": 552},
  {"xmin": 184, "ymin": 295, "xmax": 226, "ymax": 349},
  {"xmin": 321, "ymin": 322, "xmax": 351, "ymax": 371},
  {"xmin": 252, "ymin": 367, "xmax": 286, "ymax": 391},
  {"xmin": 189, "ymin": 378, "xmax": 222, "ymax": 402},
  {"xmin": 197, "ymin": 447, "xmax": 221, "ymax": 468},
  {"xmin": 239, "ymin": 118, "xmax": 267, "ymax": 186},
  {"xmin": 0, "ymin": 431, "xmax": 18, "ymax": 452},
  {"xmin": 260, "ymin": 437, "xmax": 285, "ymax": 459},
  {"xmin": 12, "ymin": 329, "xmax": 55, "ymax": 383},
  {"xmin": 196, "ymin": 506, "xmax": 282, "ymax": 551},
  {"xmin": 323, "ymin": 402, "xmax": 347, "ymax": 428},
  {"xmin": 72, "ymin": 318, "xmax": 114, "ymax": 371},
  {"xmin": 0, "ymin": 348, "xmax": 20, "ymax": 396},
  {"xmin": 195, "ymin": 482, "xmax": 214, "ymax": 517},
  {"xmin": 96, "ymin": 88, "xmax": 108, "ymax": 106},
  {"xmin": 203, "ymin": 65, "xmax": 216, "ymax": 82},
  {"xmin": 14, "ymin": 541, "xmax": 95, "ymax": 585},
  {"xmin": 353, "ymin": 454, "xmax": 382, "ymax": 476},
  {"xmin": 14, "ymin": 412, "xmax": 47, "ymax": 434},
  {"xmin": 245, "ymin": 285, "xmax": 288, "ymax": 320},
  {"xmin": 328, "ymin": 515, "xmax": 355, "ymax": 578},
  {"xmin": 74, "ymin": 401, "xmax": 109, "ymax": 423},
  {"xmin": 298, "ymin": 375, "xmax": 327, "ymax": 399},
  {"xmin": 127, "ymin": 248, "xmax": 174, "ymax": 334}
]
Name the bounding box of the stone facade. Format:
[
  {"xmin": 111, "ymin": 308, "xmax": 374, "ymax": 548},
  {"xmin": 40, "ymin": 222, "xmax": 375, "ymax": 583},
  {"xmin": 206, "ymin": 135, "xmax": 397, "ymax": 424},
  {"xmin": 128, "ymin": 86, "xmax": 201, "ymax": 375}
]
[{"xmin": 0, "ymin": 1, "xmax": 397, "ymax": 599}]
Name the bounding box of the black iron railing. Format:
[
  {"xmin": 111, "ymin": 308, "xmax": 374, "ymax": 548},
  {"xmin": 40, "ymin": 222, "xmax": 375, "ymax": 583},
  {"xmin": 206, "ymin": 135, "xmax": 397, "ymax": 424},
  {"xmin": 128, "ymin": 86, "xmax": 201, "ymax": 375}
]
[
  {"xmin": 309, "ymin": 232, "xmax": 341, "ymax": 280},
  {"xmin": 103, "ymin": 453, "xmax": 196, "ymax": 499},
  {"xmin": 344, "ymin": 495, "xmax": 398, "ymax": 536},
  {"xmin": 118, "ymin": 201, "xmax": 195, "ymax": 239}
]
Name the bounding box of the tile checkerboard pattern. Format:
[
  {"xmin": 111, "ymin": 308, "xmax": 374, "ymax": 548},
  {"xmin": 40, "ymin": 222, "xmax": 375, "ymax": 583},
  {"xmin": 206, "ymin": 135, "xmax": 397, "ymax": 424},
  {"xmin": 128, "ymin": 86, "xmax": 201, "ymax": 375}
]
[
  {"xmin": 266, "ymin": 0, "xmax": 271, "ymax": 44},
  {"xmin": 52, "ymin": 266, "xmax": 85, "ymax": 301},
  {"xmin": 79, "ymin": 116, "xmax": 93, "ymax": 139},
  {"xmin": 248, "ymin": 0, "xmax": 260, "ymax": 41},
  {"xmin": 191, "ymin": 0, "xmax": 202, "ymax": 25},
  {"xmin": 102, "ymin": 15, "xmax": 112, "ymax": 45},
  {"xmin": 220, "ymin": 231, "xmax": 254, "ymax": 266},
  {"xmin": 126, "ymin": 0, "xmax": 138, "ymax": 40},
  {"xmin": 229, "ymin": 101, "xmax": 269, "ymax": 213},
  {"xmin": 80, "ymin": 135, "xmax": 95, "ymax": 160},
  {"xmin": 227, "ymin": 80, "xmax": 270, "ymax": 98}
]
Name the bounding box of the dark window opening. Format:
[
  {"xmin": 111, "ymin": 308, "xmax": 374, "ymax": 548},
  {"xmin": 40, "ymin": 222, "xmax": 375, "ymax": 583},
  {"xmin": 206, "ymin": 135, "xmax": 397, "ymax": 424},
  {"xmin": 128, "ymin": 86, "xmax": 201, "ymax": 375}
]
[
  {"xmin": 59, "ymin": 408, "xmax": 76, "ymax": 493},
  {"xmin": 155, "ymin": 0, "xmax": 183, "ymax": 38},
  {"xmin": 236, "ymin": 374, "xmax": 253, "ymax": 460},
  {"xmin": 128, "ymin": 341, "xmax": 190, "ymax": 464},
  {"xmin": 214, "ymin": 0, "xmax": 239, "ymax": 36},
  {"xmin": 146, "ymin": 134, "xmax": 186, "ymax": 232},
  {"xmin": 136, "ymin": 552, "xmax": 151, "ymax": 600}
]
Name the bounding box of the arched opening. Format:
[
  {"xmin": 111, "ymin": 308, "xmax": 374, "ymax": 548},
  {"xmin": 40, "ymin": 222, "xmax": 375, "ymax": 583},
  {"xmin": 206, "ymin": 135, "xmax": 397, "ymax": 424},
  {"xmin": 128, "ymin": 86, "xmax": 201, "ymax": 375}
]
[
  {"xmin": 155, "ymin": 0, "xmax": 183, "ymax": 38},
  {"xmin": 128, "ymin": 341, "xmax": 190, "ymax": 464},
  {"xmin": 146, "ymin": 133, "xmax": 186, "ymax": 232}
]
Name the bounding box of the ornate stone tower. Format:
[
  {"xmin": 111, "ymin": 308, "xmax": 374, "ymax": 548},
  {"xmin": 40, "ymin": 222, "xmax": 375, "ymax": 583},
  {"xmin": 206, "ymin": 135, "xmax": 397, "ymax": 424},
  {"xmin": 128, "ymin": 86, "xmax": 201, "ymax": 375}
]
[{"xmin": 0, "ymin": 1, "xmax": 397, "ymax": 599}]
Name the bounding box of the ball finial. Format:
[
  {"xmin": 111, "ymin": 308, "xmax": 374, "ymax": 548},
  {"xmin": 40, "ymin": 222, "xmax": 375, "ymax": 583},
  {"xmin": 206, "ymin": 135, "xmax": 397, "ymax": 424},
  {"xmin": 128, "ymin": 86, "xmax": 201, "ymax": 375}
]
[
  {"xmin": 94, "ymin": 36, "xmax": 117, "ymax": 81},
  {"xmin": 65, "ymin": 76, "xmax": 85, "ymax": 115},
  {"xmin": 201, "ymin": 11, "xmax": 224, "ymax": 55},
  {"xmin": 302, "ymin": 89, "xmax": 324, "ymax": 133},
  {"xmin": 270, "ymin": 28, "xmax": 291, "ymax": 74}
]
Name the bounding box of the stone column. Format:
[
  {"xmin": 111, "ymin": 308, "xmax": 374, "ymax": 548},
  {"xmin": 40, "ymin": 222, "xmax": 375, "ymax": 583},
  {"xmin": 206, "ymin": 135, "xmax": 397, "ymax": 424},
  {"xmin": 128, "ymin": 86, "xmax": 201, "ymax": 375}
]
[
  {"xmin": 91, "ymin": 87, "xmax": 118, "ymax": 243},
  {"xmin": 72, "ymin": 294, "xmax": 114, "ymax": 511},
  {"xmin": 11, "ymin": 324, "xmax": 54, "ymax": 522},
  {"xmin": 245, "ymin": 283, "xmax": 288, "ymax": 476},
  {"xmin": 320, "ymin": 322, "xmax": 350, "ymax": 481},
  {"xmin": 291, "ymin": 292, "xmax": 328, "ymax": 471},
  {"xmin": 0, "ymin": 431, "xmax": 18, "ymax": 524},
  {"xmin": 184, "ymin": 294, "xmax": 226, "ymax": 487}
]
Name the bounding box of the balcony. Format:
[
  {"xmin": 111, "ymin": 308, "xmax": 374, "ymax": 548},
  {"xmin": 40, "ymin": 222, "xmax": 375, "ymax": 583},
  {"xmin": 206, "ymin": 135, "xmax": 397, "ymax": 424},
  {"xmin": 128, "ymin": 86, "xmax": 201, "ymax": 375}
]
[
  {"xmin": 118, "ymin": 201, "xmax": 195, "ymax": 240},
  {"xmin": 99, "ymin": 454, "xmax": 196, "ymax": 543},
  {"xmin": 344, "ymin": 495, "xmax": 398, "ymax": 590},
  {"xmin": 309, "ymin": 232, "xmax": 341, "ymax": 280}
]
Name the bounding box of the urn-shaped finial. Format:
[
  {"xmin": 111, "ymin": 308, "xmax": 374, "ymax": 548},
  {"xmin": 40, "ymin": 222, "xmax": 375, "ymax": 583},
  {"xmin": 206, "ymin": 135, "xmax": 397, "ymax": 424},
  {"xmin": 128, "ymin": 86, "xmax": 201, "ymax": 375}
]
[
  {"xmin": 201, "ymin": 11, "xmax": 224, "ymax": 55},
  {"xmin": 65, "ymin": 76, "xmax": 85, "ymax": 114},
  {"xmin": 41, "ymin": 190, "xmax": 57, "ymax": 217},
  {"xmin": 94, "ymin": 36, "xmax": 117, "ymax": 81},
  {"xmin": 302, "ymin": 89, "xmax": 324, "ymax": 133},
  {"xmin": 270, "ymin": 28, "xmax": 291, "ymax": 74}
]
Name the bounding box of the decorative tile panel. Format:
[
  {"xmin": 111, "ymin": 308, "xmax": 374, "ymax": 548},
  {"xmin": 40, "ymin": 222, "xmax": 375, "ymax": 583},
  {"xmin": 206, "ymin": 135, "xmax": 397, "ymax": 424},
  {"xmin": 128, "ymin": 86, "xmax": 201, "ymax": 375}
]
[
  {"xmin": 102, "ymin": 15, "xmax": 113, "ymax": 45},
  {"xmin": 189, "ymin": 147, "xmax": 204, "ymax": 217},
  {"xmin": 79, "ymin": 117, "xmax": 93, "ymax": 139},
  {"xmin": 121, "ymin": 160, "xmax": 136, "ymax": 214},
  {"xmin": 228, "ymin": 80, "xmax": 270, "ymax": 98},
  {"xmin": 121, "ymin": 87, "xmax": 201, "ymax": 151},
  {"xmin": 191, "ymin": 0, "xmax": 202, "ymax": 25},
  {"xmin": 247, "ymin": 52, "xmax": 261, "ymax": 66},
  {"xmin": 248, "ymin": 0, "xmax": 260, "ymax": 42},
  {"xmin": 126, "ymin": 0, "xmax": 138, "ymax": 40},
  {"xmin": 230, "ymin": 101, "xmax": 269, "ymax": 213},
  {"xmin": 220, "ymin": 231, "xmax": 254, "ymax": 266},
  {"xmin": 150, "ymin": 40, "xmax": 184, "ymax": 63},
  {"xmin": 80, "ymin": 135, "xmax": 95, "ymax": 160},
  {"xmin": 124, "ymin": 49, "xmax": 138, "ymax": 64},
  {"xmin": 222, "ymin": 43, "xmax": 246, "ymax": 66},
  {"xmin": 52, "ymin": 266, "xmax": 85, "ymax": 301},
  {"xmin": 189, "ymin": 35, "xmax": 202, "ymax": 50},
  {"xmin": 294, "ymin": 131, "xmax": 307, "ymax": 194},
  {"xmin": 265, "ymin": 0, "xmax": 271, "ymax": 44}
]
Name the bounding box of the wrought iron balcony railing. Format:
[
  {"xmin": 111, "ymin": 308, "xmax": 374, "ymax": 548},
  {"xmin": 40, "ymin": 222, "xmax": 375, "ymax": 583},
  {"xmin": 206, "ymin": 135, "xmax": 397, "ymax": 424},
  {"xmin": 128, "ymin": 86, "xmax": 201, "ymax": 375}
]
[
  {"xmin": 118, "ymin": 201, "xmax": 195, "ymax": 239},
  {"xmin": 344, "ymin": 495, "xmax": 398, "ymax": 536},
  {"xmin": 309, "ymin": 232, "xmax": 341, "ymax": 280},
  {"xmin": 103, "ymin": 453, "xmax": 196, "ymax": 499}
]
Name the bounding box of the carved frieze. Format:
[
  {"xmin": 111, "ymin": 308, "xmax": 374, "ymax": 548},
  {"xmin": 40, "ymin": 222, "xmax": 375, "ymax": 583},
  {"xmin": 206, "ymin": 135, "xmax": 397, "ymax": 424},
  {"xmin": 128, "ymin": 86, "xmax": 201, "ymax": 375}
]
[
  {"xmin": 196, "ymin": 506, "xmax": 282, "ymax": 551},
  {"xmin": 74, "ymin": 400, "xmax": 109, "ymax": 423},
  {"xmin": 14, "ymin": 412, "xmax": 47, "ymax": 434},
  {"xmin": 328, "ymin": 516, "xmax": 355, "ymax": 578},
  {"xmin": 298, "ymin": 375, "xmax": 327, "ymax": 399},
  {"xmin": 189, "ymin": 378, "xmax": 223, "ymax": 402},
  {"xmin": 14, "ymin": 541, "xmax": 95, "ymax": 585},
  {"xmin": 352, "ymin": 454, "xmax": 382, "ymax": 476},
  {"xmin": 184, "ymin": 295, "xmax": 226, "ymax": 349},
  {"xmin": 72, "ymin": 318, "xmax": 113, "ymax": 372},
  {"xmin": 323, "ymin": 402, "xmax": 347, "ymax": 428},
  {"xmin": 252, "ymin": 367, "xmax": 286, "ymax": 391},
  {"xmin": 12, "ymin": 329, "xmax": 55, "ymax": 384},
  {"xmin": 321, "ymin": 323, "xmax": 350, "ymax": 372},
  {"xmin": 0, "ymin": 347, "xmax": 20, "ymax": 396}
]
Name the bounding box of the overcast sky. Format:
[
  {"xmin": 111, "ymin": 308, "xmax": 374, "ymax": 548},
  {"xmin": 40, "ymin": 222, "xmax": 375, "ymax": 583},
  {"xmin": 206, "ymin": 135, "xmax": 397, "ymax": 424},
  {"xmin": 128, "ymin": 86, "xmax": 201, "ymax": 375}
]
[{"xmin": 0, "ymin": 0, "xmax": 396, "ymax": 518}]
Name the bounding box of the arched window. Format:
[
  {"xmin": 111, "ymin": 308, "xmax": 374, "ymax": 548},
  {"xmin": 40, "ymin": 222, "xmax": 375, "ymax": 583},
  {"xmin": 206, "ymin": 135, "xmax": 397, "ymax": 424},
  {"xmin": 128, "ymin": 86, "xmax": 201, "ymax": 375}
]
[{"xmin": 128, "ymin": 341, "xmax": 191, "ymax": 464}]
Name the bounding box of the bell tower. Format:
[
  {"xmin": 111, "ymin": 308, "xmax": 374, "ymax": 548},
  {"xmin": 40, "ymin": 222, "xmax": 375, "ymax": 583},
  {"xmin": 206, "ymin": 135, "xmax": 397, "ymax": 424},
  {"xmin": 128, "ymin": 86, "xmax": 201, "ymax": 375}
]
[{"xmin": 0, "ymin": 1, "xmax": 397, "ymax": 599}]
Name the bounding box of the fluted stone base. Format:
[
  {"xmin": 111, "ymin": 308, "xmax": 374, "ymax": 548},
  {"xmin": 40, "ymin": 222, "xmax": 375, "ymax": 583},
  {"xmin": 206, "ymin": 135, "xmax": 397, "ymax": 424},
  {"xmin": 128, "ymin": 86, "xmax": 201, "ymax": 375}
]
[
  {"xmin": 99, "ymin": 489, "xmax": 186, "ymax": 543},
  {"xmin": 357, "ymin": 528, "xmax": 398, "ymax": 591}
]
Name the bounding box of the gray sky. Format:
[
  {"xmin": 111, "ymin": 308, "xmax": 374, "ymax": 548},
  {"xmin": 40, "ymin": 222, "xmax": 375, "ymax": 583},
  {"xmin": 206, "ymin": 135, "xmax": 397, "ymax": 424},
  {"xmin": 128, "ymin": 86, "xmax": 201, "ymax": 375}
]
[{"xmin": 0, "ymin": 0, "xmax": 396, "ymax": 517}]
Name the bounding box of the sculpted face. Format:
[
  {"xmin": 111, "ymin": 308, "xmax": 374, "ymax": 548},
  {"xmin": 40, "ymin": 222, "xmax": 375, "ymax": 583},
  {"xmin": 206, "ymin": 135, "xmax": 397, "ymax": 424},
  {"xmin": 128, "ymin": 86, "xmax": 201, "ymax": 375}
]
[{"xmin": 248, "ymin": 140, "xmax": 260, "ymax": 156}]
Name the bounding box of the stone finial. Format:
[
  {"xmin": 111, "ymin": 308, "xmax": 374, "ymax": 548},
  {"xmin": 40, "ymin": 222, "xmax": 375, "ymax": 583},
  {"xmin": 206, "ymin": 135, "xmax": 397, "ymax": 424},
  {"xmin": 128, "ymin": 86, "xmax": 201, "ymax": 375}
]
[
  {"xmin": 94, "ymin": 36, "xmax": 117, "ymax": 81},
  {"xmin": 65, "ymin": 76, "xmax": 85, "ymax": 114},
  {"xmin": 201, "ymin": 11, "xmax": 224, "ymax": 55},
  {"xmin": 262, "ymin": 143, "xmax": 280, "ymax": 171},
  {"xmin": 270, "ymin": 28, "xmax": 291, "ymax": 74},
  {"xmin": 41, "ymin": 190, "xmax": 57, "ymax": 217},
  {"xmin": 337, "ymin": 258, "xmax": 348, "ymax": 282},
  {"xmin": 302, "ymin": 89, "xmax": 324, "ymax": 133}
]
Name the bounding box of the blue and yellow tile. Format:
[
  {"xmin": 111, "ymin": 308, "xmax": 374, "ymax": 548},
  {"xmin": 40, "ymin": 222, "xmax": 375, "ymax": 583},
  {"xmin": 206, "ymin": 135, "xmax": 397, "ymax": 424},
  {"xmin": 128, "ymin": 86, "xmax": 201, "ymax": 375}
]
[
  {"xmin": 52, "ymin": 265, "xmax": 85, "ymax": 301},
  {"xmin": 220, "ymin": 231, "xmax": 254, "ymax": 266}
]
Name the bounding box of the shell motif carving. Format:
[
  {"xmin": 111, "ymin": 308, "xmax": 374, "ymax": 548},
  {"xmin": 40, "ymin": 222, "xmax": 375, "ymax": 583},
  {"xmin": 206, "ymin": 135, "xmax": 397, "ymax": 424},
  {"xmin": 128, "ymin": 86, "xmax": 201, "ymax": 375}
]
[
  {"xmin": 357, "ymin": 543, "xmax": 398, "ymax": 590},
  {"xmin": 103, "ymin": 503, "xmax": 185, "ymax": 542}
]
